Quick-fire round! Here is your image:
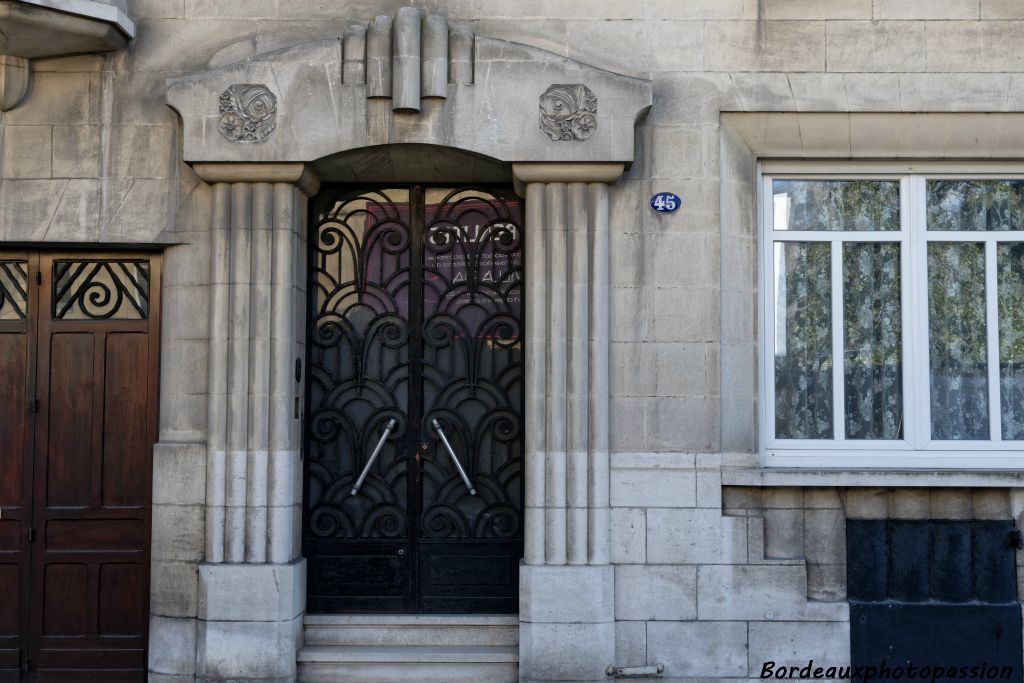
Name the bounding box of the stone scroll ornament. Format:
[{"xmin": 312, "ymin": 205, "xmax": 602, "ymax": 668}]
[
  {"xmin": 218, "ymin": 84, "xmax": 278, "ymax": 143},
  {"xmin": 539, "ymin": 84, "xmax": 597, "ymax": 141}
]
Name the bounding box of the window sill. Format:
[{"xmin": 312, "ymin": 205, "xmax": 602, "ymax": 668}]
[{"xmin": 721, "ymin": 468, "xmax": 1024, "ymax": 488}]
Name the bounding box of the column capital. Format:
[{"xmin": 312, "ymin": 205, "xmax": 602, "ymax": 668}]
[
  {"xmin": 192, "ymin": 162, "xmax": 321, "ymax": 197},
  {"xmin": 512, "ymin": 162, "xmax": 625, "ymax": 193}
]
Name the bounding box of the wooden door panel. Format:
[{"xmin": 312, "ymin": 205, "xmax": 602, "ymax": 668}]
[
  {"xmin": 45, "ymin": 520, "xmax": 144, "ymax": 551},
  {"xmin": 41, "ymin": 564, "xmax": 89, "ymax": 637},
  {"xmin": 98, "ymin": 564, "xmax": 145, "ymax": 637},
  {"xmin": 101, "ymin": 333, "xmax": 148, "ymax": 508},
  {"xmin": 0, "ymin": 565, "xmax": 20, "ymax": 634},
  {"xmin": 0, "ymin": 563, "xmax": 22, "ymax": 671},
  {"xmin": 0, "ymin": 334, "xmax": 27, "ymax": 506},
  {"xmin": 44, "ymin": 333, "xmax": 94, "ymax": 509},
  {"xmin": 0, "ymin": 255, "xmax": 32, "ymax": 680},
  {"xmin": 0, "ymin": 523, "xmax": 18, "ymax": 551},
  {"xmin": 26, "ymin": 254, "xmax": 159, "ymax": 681}
]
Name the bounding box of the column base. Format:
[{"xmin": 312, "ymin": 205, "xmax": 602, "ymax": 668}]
[
  {"xmin": 196, "ymin": 559, "xmax": 306, "ymax": 682},
  {"xmin": 519, "ymin": 564, "xmax": 615, "ymax": 682}
]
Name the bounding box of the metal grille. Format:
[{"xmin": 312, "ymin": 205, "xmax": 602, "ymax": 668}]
[
  {"xmin": 53, "ymin": 260, "xmax": 150, "ymax": 320},
  {"xmin": 419, "ymin": 189, "xmax": 523, "ymax": 540},
  {"xmin": 307, "ymin": 188, "xmax": 413, "ymax": 539},
  {"xmin": 305, "ymin": 186, "xmax": 524, "ymax": 542},
  {"xmin": 0, "ymin": 260, "xmax": 28, "ymax": 320}
]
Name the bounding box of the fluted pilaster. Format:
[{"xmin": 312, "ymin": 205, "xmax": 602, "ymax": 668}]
[
  {"xmin": 514, "ymin": 163, "xmax": 623, "ymax": 568},
  {"xmin": 197, "ymin": 163, "xmax": 317, "ymax": 566}
]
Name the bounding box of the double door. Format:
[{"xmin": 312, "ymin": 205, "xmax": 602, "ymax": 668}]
[
  {"xmin": 303, "ymin": 186, "xmax": 525, "ymax": 613},
  {"xmin": 0, "ymin": 252, "xmax": 159, "ymax": 681}
]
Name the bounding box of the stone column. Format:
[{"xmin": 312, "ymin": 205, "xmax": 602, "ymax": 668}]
[
  {"xmin": 193, "ymin": 162, "xmax": 318, "ymax": 683},
  {"xmin": 514, "ymin": 162, "xmax": 623, "ymax": 683}
]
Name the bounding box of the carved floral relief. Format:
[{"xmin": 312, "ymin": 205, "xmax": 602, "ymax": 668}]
[
  {"xmin": 539, "ymin": 84, "xmax": 597, "ymax": 142},
  {"xmin": 218, "ymin": 84, "xmax": 278, "ymax": 143}
]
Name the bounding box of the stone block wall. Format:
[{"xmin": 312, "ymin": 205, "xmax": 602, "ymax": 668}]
[{"xmin": 3, "ymin": 0, "xmax": 1024, "ymax": 680}]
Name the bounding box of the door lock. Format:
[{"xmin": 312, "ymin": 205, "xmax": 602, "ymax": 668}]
[{"xmin": 398, "ymin": 548, "xmax": 406, "ymax": 556}]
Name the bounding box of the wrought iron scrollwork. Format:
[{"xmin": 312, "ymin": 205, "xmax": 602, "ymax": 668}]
[
  {"xmin": 306, "ymin": 189, "xmax": 413, "ymax": 540},
  {"xmin": 0, "ymin": 260, "xmax": 28, "ymax": 321},
  {"xmin": 419, "ymin": 188, "xmax": 524, "ymax": 541},
  {"xmin": 53, "ymin": 260, "xmax": 149, "ymax": 320},
  {"xmin": 304, "ymin": 186, "xmax": 524, "ymax": 549}
]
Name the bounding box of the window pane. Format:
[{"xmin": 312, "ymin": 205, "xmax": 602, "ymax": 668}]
[
  {"xmin": 772, "ymin": 180, "xmax": 900, "ymax": 231},
  {"xmin": 843, "ymin": 243, "xmax": 903, "ymax": 440},
  {"xmin": 998, "ymin": 243, "xmax": 1024, "ymax": 439},
  {"xmin": 928, "ymin": 242, "xmax": 988, "ymax": 440},
  {"xmin": 927, "ymin": 180, "xmax": 1024, "ymax": 231},
  {"xmin": 774, "ymin": 242, "xmax": 833, "ymax": 439}
]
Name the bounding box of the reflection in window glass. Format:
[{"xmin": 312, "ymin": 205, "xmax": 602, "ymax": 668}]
[
  {"xmin": 774, "ymin": 242, "xmax": 833, "ymax": 439},
  {"xmin": 928, "ymin": 242, "xmax": 988, "ymax": 440},
  {"xmin": 927, "ymin": 180, "xmax": 1024, "ymax": 231},
  {"xmin": 843, "ymin": 243, "xmax": 903, "ymax": 440},
  {"xmin": 772, "ymin": 180, "xmax": 900, "ymax": 231},
  {"xmin": 998, "ymin": 243, "xmax": 1024, "ymax": 439}
]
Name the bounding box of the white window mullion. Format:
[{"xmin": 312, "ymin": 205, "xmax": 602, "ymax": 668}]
[
  {"xmin": 985, "ymin": 240, "xmax": 1002, "ymax": 442},
  {"xmin": 831, "ymin": 240, "xmax": 845, "ymax": 441},
  {"xmin": 899, "ymin": 177, "xmax": 916, "ymax": 448},
  {"xmin": 910, "ymin": 177, "xmax": 933, "ymax": 449},
  {"xmin": 761, "ymin": 173, "xmax": 777, "ymax": 451}
]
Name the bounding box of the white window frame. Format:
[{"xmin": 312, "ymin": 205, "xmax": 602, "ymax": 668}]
[{"xmin": 759, "ymin": 162, "xmax": 1024, "ymax": 469}]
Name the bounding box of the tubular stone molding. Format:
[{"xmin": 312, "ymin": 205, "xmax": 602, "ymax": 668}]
[
  {"xmin": 539, "ymin": 84, "xmax": 598, "ymax": 142},
  {"xmin": 218, "ymin": 84, "xmax": 278, "ymax": 143}
]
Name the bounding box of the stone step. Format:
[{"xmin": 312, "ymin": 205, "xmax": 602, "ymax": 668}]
[
  {"xmin": 302, "ymin": 614, "xmax": 520, "ymax": 647},
  {"xmin": 297, "ymin": 645, "xmax": 519, "ymax": 683}
]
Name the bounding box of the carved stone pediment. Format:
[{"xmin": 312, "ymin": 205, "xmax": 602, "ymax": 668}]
[{"xmin": 165, "ymin": 7, "xmax": 651, "ymax": 167}]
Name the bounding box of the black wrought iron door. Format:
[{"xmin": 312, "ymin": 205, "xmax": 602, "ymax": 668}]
[{"xmin": 304, "ymin": 186, "xmax": 524, "ymax": 614}]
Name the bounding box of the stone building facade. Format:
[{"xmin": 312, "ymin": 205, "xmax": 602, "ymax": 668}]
[{"xmin": 1, "ymin": 0, "xmax": 1024, "ymax": 682}]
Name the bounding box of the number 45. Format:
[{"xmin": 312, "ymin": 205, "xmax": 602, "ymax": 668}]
[{"xmin": 654, "ymin": 194, "xmax": 677, "ymax": 211}]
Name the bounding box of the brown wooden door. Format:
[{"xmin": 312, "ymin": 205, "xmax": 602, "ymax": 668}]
[
  {"xmin": 0, "ymin": 252, "xmax": 160, "ymax": 682},
  {"xmin": 0, "ymin": 254, "xmax": 35, "ymax": 681}
]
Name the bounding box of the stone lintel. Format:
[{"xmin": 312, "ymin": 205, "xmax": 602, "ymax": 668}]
[{"xmin": 192, "ymin": 162, "xmax": 321, "ymax": 197}]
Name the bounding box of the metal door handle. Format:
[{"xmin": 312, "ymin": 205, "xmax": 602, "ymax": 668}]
[
  {"xmin": 350, "ymin": 418, "xmax": 398, "ymax": 496},
  {"xmin": 431, "ymin": 418, "xmax": 477, "ymax": 496}
]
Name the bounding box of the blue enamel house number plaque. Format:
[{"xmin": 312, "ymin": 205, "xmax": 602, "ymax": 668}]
[{"xmin": 650, "ymin": 192, "xmax": 680, "ymax": 213}]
